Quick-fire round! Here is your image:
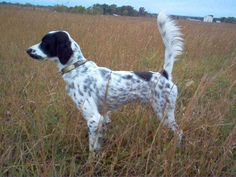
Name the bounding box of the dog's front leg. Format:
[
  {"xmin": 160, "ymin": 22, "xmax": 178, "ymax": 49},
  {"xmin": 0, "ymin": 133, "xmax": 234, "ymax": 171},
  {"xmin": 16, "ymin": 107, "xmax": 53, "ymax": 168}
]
[
  {"xmin": 79, "ymin": 99, "xmax": 104, "ymax": 157},
  {"xmin": 87, "ymin": 117, "xmax": 104, "ymax": 154},
  {"xmin": 102, "ymin": 112, "xmax": 111, "ymax": 130}
]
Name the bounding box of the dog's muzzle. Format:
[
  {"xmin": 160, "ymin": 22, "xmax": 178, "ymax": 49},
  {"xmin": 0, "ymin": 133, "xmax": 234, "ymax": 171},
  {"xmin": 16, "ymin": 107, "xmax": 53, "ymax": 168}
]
[{"xmin": 26, "ymin": 48, "xmax": 43, "ymax": 59}]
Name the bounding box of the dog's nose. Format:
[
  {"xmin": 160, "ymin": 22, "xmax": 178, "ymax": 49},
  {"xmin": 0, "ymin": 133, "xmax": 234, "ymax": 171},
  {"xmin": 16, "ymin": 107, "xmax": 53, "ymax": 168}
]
[{"xmin": 26, "ymin": 48, "xmax": 33, "ymax": 55}]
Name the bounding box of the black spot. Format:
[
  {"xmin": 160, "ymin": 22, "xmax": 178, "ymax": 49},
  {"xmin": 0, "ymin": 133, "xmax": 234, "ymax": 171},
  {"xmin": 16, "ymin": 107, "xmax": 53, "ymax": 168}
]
[
  {"xmin": 166, "ymin": 98, "xmax": 170, "ymax": 103},
  {"xmin": 83, "ymin": 85, "xmax": 88, "ymax": 92},
  {"xmin": 111, "ymin": 96, "xmax": 119, "ymax": 100},
  {"xmin": 122, "ymin": 75, "xmax": 133, "ymax": 80},
  {"xmin": 99, "ymin": 69, "xmax": 110, "ymax": 78},
  {"xmin": 160, "ymin": 79, "xmax": 165, "ymax": 85},
  {"xmin": 78, "ymin": 88, "xmax": 84, "ymax": 96},
  {"xmin": 88, "ymin": 91, "xmax": 92, "ymax": 97},
  {"xmin": 157, "ymin": 92, "xmax": 160, "ymax": 98},
  {"xmin": 80, "ymin": 66, "xmax": 88, "ymax": 73},
  {"xmin": 93, "ymin": 83, "xmax": 96, "ymax": 89},
  {"xmin": 90, "ymin": 120, "xmax": 95, "ymax": 124},
  {"xmin": 166, "ymin": 83, "xmax": 170, "ymax": 88},
  {"xmin": 160, "ymin": 70, "xmax": 169, "ymax": 80},
  {"xmin": 154, "ymin": 90, "xmax": 159, "ymax": 97},
  {"xmin": 83, "ymin": 78, "xmax": 96, "ymax": 97},
  {"xmin": 69, "ymin": 82, "xmax": 75, "ymax": 89},
  {"xmin": 84, "ymin": 78, "xmax": 92, "ymax": 85},
  {"xmin": 134, "ymin": 71, "xmax": 153, "ymax": 81},
  {"xmin": 119, "ymin": 88, "xmax": 124, "ymax": 92},
  {"xmin": 161, "ymin": 93, "xmax": 165, "ymax": 98},
  {"xmin": 159, "ymin": 84, "xmax": 163, "ymax": 90},
  {"xmin": 117, "ymin": 78, "xmax": 122, "ymax": 83},
  {"xmin": 160, "ymin": 102, "xmax": 164, "ymax": 107}
]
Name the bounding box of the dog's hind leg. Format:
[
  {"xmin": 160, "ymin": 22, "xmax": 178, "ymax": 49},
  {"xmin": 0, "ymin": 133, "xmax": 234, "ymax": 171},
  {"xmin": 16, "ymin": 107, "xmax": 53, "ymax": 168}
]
[
  {"xmin": 151, "ymin": 85, "xmax": 184, "ymax": 146},
  {"xmin": 103, "ymin": 112, "xmax": 111, "ymax": 125},
  {"xmin": 163, "ymin": 85, "xmax": 184, "ymax": 146},
  {"xmin": 164, "ymin": 101, "xmax": 184, "ymax": 146}
]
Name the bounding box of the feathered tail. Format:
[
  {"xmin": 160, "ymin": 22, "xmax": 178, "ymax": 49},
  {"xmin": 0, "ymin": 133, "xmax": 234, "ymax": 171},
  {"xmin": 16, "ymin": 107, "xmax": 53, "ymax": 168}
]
[{"xmin": 157, "ymin": 12, "xmax": 183, "ymax": 80}]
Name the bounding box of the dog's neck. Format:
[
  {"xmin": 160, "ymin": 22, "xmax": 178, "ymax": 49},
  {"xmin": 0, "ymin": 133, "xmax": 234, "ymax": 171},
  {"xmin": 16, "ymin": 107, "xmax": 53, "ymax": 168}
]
[{"xmin": 56, "ymin": 41, "xmax": 87, "ymax": 72}]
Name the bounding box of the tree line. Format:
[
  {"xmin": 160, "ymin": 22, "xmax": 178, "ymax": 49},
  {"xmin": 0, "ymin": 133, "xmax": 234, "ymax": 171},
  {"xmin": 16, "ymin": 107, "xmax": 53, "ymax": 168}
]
[
  {"xmin": 1, "ymin": 1, "xmax": 236, "ymax": 23},
  {"xmin": 0, "ymin": 1, "xmax": 155, "ymax": 17},
  {"xmin": 218, "ymin": 17, "xmax": 236, "ymax": 24},
  {"xmin": 53, "ymin": 4, "xmax": 156, "ymax": 17}
]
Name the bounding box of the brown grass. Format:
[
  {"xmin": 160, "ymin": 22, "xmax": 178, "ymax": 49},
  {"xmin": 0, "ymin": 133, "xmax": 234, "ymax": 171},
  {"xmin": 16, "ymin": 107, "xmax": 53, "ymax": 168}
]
[{"xmin": 0, "ymin": 5, "xmax": 235, "ymax": 176}]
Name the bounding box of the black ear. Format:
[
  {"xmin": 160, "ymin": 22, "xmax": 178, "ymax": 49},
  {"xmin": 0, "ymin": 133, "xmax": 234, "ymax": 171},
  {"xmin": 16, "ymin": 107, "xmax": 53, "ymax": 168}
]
[{"xmin": 56, "ymin": 33, "xmax": 73, "ymax": 65}]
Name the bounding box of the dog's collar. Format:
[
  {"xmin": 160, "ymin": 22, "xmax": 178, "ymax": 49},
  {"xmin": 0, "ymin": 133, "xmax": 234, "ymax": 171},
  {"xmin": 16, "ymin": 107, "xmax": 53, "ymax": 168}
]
[{"xmin": 61, "ymin": 60, "xmax": 87, "ymax": 75}]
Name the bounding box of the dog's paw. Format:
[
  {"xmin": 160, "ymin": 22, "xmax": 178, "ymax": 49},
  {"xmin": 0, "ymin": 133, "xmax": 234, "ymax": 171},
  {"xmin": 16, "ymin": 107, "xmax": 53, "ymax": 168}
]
[{"xmin": 177, "ymin": 134, "xmax": 185, "ymax": 149}]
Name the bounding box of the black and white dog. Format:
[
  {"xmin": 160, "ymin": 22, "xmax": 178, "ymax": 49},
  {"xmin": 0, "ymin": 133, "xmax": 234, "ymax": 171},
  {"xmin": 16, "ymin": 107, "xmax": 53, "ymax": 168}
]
[{"xmin": 27, "ymin": 12, "xmax": 184, "ymax": 154}]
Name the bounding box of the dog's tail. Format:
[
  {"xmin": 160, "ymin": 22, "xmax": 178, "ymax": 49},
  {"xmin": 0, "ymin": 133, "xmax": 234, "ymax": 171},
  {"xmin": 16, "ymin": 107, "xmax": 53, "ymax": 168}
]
[{"xmin": 157, "ymin": 12, "xmax": 183, "ymax": 80}]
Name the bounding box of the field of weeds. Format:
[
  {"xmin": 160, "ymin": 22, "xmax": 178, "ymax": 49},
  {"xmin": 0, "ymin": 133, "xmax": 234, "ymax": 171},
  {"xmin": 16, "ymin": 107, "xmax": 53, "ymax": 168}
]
[{"xmin": 0, "ymin": 5, "xmax": 235, "ymax": 176}]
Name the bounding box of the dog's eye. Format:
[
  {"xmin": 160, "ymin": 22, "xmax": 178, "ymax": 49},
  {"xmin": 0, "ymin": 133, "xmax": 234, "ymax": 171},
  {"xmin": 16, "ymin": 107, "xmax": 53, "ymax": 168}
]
[{"xmin": 41, "ymin": 41, "xmax": 48, "ymax": 49}]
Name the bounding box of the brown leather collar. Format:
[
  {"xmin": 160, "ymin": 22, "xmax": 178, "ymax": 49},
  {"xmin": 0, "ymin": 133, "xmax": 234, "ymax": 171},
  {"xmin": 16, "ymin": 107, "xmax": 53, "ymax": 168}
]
[{"xmin": 61, "ymin": 60, "xmax": 87, "ymax": 75}]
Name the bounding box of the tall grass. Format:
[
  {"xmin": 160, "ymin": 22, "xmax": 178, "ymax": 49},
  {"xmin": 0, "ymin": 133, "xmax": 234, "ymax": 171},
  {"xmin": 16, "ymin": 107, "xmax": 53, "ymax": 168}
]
[{"xmin": 0, "ymin": 5, "xmax": 235, "ymax": 176}]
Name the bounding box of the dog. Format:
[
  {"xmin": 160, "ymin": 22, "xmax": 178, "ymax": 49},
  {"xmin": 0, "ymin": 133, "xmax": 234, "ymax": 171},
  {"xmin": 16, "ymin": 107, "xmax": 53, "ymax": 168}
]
[{"xmin": 26, "ymin": 12, "xmax": 184, "ymax": 154}]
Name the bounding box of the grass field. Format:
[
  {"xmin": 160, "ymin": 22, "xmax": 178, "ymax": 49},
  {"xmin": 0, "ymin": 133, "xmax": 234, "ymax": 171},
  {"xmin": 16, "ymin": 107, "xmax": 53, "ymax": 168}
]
[{"xmin": 0, "ymin": 5, "xmax": 235, "ymax": 176}]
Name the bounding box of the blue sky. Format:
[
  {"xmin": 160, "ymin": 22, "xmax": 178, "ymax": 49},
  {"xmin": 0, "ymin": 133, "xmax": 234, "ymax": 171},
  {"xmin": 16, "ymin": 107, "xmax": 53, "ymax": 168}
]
[{"xmin": 3, "ymin": 0, "xmax": 236, "ymax": 17}]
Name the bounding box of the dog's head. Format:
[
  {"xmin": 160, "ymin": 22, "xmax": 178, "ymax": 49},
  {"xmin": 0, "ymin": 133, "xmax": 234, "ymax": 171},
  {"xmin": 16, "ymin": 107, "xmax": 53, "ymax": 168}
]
[{"xmin": 26, "ymin": 31, "xmax": 75, "ymax": 65}]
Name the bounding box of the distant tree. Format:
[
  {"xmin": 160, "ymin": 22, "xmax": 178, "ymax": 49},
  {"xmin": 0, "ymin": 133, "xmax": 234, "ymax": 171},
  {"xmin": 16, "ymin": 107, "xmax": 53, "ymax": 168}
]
[
  {"xmin": 1, "ymin": 1, "xmax": 160, "ymax": 18},
  {"xmin": 227, "ymin": 17, "xmax": 236, "ymax": 23},
  {"xmin": 71, "ymin": 5, "xmax": 86, "ymax": 14},
  {"xmin": 54, "ymin": 5, "xmax": 68, "ymax": 12},
  {"xmin": 119, "ymin": 5, "xmax": 138, "ymax": 16},
  {"xmin": 25, "ymin": 3, "xmax": 33, "ymax": 7},
  {"xmin": 220, "ymin": 17, "xmax": 236, "ymax": 24},
  {"xmin": 101, "ymin": 4, "xmax": 109, "ymax": 15},
  {"xmin": 138, "ymin": 7, "xmax": 147, "ymax": 16},
  {"xmin": 87, "ymin": 4, "xmax": 103, "ymax": 15},
  {"xmin": 110, "ymin": 4, "xmax": 117, "ymax": 15},
  {"xmin": 122, "ymin": 9, "xmax": 129, "ymax": 16}
]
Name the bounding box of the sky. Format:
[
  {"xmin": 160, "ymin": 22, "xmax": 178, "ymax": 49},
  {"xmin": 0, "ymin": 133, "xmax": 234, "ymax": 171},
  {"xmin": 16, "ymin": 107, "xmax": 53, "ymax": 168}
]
[{"xmin": 3, "ymin": 0, "xmax": 236, "ymax": 17}]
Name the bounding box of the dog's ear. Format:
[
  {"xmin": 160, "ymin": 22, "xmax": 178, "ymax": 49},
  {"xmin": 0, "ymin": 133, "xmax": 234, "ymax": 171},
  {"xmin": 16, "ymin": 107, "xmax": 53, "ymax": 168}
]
[{"xmin": 56, "ymin": 33, "xmax": 73, "ymax": 65}]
